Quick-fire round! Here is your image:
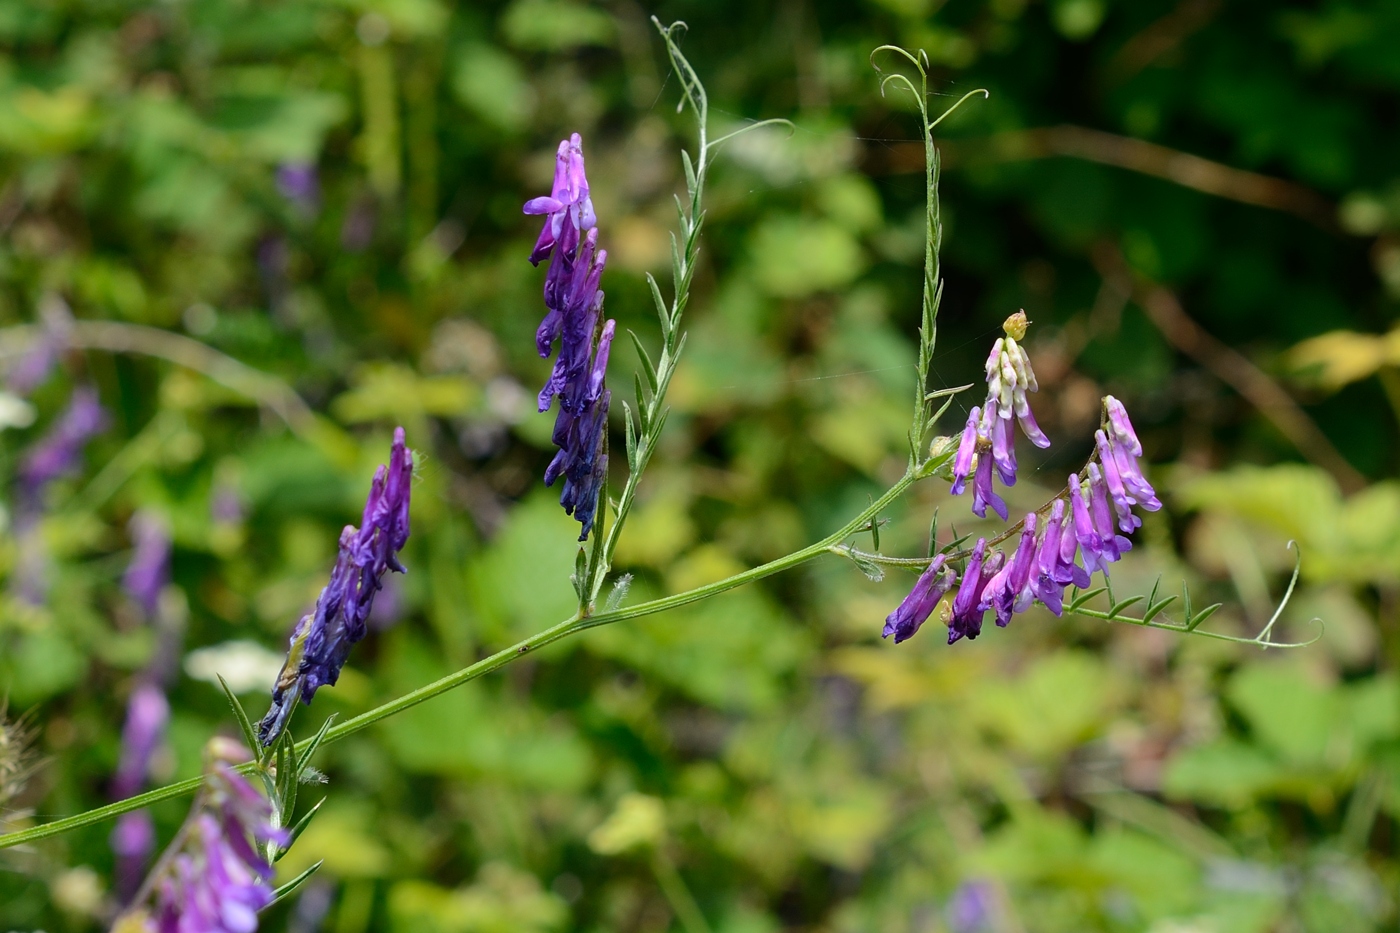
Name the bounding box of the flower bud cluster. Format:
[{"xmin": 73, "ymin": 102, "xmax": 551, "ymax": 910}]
[
  {"xmin": 885, "ymin": 394, "xmax": 1161, "ymax": 645},
  {"xmin": 525, "ymin": 134, "xmax": 614, "ymax": 541},
  {"xmin": 949, "ymin": 312, "xmax": 1049, "ymax": 521}
]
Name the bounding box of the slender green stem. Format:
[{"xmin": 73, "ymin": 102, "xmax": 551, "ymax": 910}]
[
  {"xmin": 650, "ymin": 851, "xmax": 712, "ymax": 933},
  {"xmin": 0, "ymin": 472, "xmax": 918, "ymax": 850}
]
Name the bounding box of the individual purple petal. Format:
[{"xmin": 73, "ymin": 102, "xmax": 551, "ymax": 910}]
[
  {"xmin": 1055, "ymin": 500, "xmax": 1092, "ymax": 589},
  {"xmin": 949, "ymin": 406, "xmax": 980, "ymax": 496},
  {"xmin": 1015, "ymin": 396, "xmax": 1050, "ymax": 448},
  {"xmin": 948, "ymin": 539, "xmax": 999, "ymax": 644},
  {"xmin": 1104, "ymin": 395, "xmax": 1142, "ymax": 456},
  {"xmin": 970, "ymin": 447, "xmax": 1008, "ymax": 521},
  {"xmin": 983, "ymin": 514, "xmax": 1037, "ymax": 628},
  {"xmin": 523, "ymin": 196, "xmax": 564, "ymax": 215},
  {"xmin": 883, "ymin": 555, "xmax": 958, "ymax": 644}
]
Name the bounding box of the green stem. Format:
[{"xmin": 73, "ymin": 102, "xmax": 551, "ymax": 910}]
[
  {"xmin": 650, "ymin": 850, "xmax": 712, "ymax": 933},
  {"xmin": 0, "ymin": 472, "xmax": 917, "ymax": 851}
]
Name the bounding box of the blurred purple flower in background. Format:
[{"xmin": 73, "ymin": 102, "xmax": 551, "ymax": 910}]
[
  {"xmin": 17, "ymin": 386, "xmax": 107, "ymax": 504},
  {"xmin": 124, "ymin": 512, "xmax": 172, "ymax": 621},
  {"xmin": 276, "ymin": 162, "xmax": 320, "ymax": 215},
  {"xmin": 110, "ymin": 681, "xmax": 170, "ymax": 901},
  {"xmin": 946, "ymin": 879, "xmax": 996, "ymax": 933},
  {"xmin": 7, "ymin": 295, "xmax": 71, "ymax": 396},
  {"xmin": 259, "ymin": 428, "xmax": 413, "ymax": 745}
]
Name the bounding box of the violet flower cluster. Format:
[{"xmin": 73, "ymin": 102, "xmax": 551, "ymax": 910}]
[
  {"xmin": 949, "ymin": 311, "xmax": 1049, "ymax": 521},
  {"xmin": 524, "ymin": 133, "xmax": 615, "ymax": 541},
  {"xmin": 884, "ymin": 317, "xmax": 1162, "ymax": 645},
  {"xmin": 258, "ymin": 428, "xmax": 413, "ymax": 746},
  {"xmin": 118, "ymin": 741, "xmax": 288, "ymax": 933}
]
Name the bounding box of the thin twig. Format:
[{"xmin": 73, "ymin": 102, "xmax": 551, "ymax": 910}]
[
  {"xmin": 1091, "ymin": 243, "xmax": 1367, "ymax": 493},
  {"xmin": 874, "ymin": 126, "xmax": 1338, "ymax": 232}
]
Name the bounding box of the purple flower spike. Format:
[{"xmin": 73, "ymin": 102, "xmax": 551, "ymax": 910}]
[
  {"xmin": 1108, "ymin": 437, "xmax": 1161, "ymax": 514},
  {"xmin": 983, "ymin": 514, "xmax": 1037, "ymax": 628},
  {"xmin": 1031, "ymin": 501, "xmax": 1068, "ymax": 615},
  {"xmin": 259, "ymin": 429, "xmax": 414, "ymax": 746},
  {"xmin": 18, "ymin": 386, "xmax": 107, "ymax": 503},
  {"xmin": 970, "ymin": 445, "xmax": 1008, "ymax": 521},
  {"xmin": 949, "ymin": 406, "xmax": 980, "ymax": 495},
  {"xmin": 948, "ymin": 539, "xmax": 998, "ymax": 644},
  {"xmin": 523, "ymin": 133, "xmax": 596, "ymax": 266},
  {"xmin": 124, "ymin": 513, "xmax": 172, "ymax": 621},
  {"xmin": 1016, "ymin": 397, "xmax": 1050, "ymax": 449},
  {"xmin": 883, "ymin": 555, "xmax": 958, "ymax": 643}
]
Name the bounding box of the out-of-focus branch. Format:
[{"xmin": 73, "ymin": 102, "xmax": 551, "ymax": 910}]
[
  {"xmin": 872, "ymin": 126, "xmax": 1339, "ymax": 232},
  {"xmin": 0, "ymin": 320, "xmax": 316, "ymax": 436},
  {"xmin": 1092, "ymin": 244, "xmax": 1367, "ymax": 494},
  {"xmin": 1104, "ymin": 0, "xmax": 1222, "ymax": 83}
]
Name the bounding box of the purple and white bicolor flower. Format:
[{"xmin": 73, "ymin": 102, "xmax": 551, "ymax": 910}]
[
  {"xmin": 259, "ymin": 429, "xmax": 413, "ymax": 746},
  {"xmin": 948, "ymin": 312, "xmax": 1047, "ymax": 513},
  {"xmin": 883, "ymin": 554, "xmax": 959, "ymax": 644},
  {"xmin": 523, "ymin": 132, "xmax": 596, "ymax": 267}
]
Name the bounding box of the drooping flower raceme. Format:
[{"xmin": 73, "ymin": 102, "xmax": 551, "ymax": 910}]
[
  {"xmin": 887, "ymin": 395, "xmax": 1160, "ymax": 644},
  {"xmin": 949, "ymin": 312, "xmax": 1048, "ymax": 519},
  {"xmin": 259, "ymin": 429, "xmax": 413, "ymax": 746},
  {"xmin": 524, "ymin": 134, "xmax": 615, "ymax": 541},
  {"xmin": 117, "ymin": 740, "xmax": 288, "ymax": 933}
]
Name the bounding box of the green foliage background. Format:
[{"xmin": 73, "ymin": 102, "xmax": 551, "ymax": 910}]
[{"xmin": 1, "ymin": 0, "xmax": 1398, "ymax": 930}]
